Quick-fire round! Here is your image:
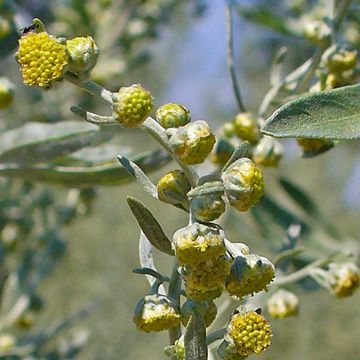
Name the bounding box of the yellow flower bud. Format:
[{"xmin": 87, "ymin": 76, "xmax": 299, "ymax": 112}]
[
  {"xmin": 157, "ymin": 170, "xmax": 191, "ymax": 206},
  {"xmin": 155, "ymin": 103, "xmax": 191, "ymax": 128},
  {"xmin": 0, "ymin": 77, "xmax": 14, "ymax": 110},
  {"xmin": 133, "ymin": 294, "xmax": 181, "ymax": 332},
  {"xmin": 221, "ymin": 158, "xmax": 264, "ymax": 212},
  {"xmin": 66, "ymin": 36, "xmax": 99, "ymax": 75},
  {"xmin": 169, "ymin": 120, "xmax": 216, "ymax": 165},
  {"xmin": 112, "ymin": 84, "xmax": 154, "ymax": 128},
  {"xmin": 226, "ymin": 254, "xmax": 275, "ymax": 298},
  {"xmin": 322, "ymin": 45, "xmax": 358, "ymax": 73},
  {"xmin": 328, "ymin": 262, "xmax": 360, "ymax": 298},
  {"xmin": 17, "ymin": 31, "xmax": 68, "ymax": 88},
  {"xmin": 173, "ymin": 223, "xmax": 226, "ymax": 266},
  {"xmin": 303, "ymin": 20, "xmax": 331, "ymax": 45},
  {"xmin": 297, "ymin": 138, "xmax": 334, "ymax": 157},
  {"xmin": 188, "ymin": 181, "xmax": 226, "ymax": 222},
  {"xmin": 225, "ymin": 311, "xmax": 272, "ymax": 356},
  {"xmin": 267, "ymin": 289, "xmax": 299, "ymax": 318},
  {"xmin": 232, "ymin": 112, "xmax": 259, "ymax": 143},
  {"xmin": 253, "ymin": 136, "xmax": 284, "ymax": 167},
  {"xmin": 0, "ymin": 334, "xmax": 15, "ymax": 352}
]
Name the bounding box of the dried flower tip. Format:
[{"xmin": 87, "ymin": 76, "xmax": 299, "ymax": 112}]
[
  {"xmin": 169, "ymin": 120, "xmax": 216, "ymax": 165},
  {"xmin": 0, "ymin": 77, "xmax": 14, "ymax": 110},
  {"xmin": 66, "ymin": 36, "xmax": 99, "ymax": 75},
  {"xmin": 297, "ymin": 138, "xmax": 334, "ymax": 157},
  {"xmin": 328, "ymin": 262, "xmax": 360, "ymax": 298},
  {"xmin": 221, "ymin": 158, "xmax": 264, "ymax": 212},
  {"xmin": 113, "ymin": 84, "xmax": 154, "ymax": 128},
  {"xmin": 157, "ymin": 169, "xmax": 191, "ymax": 206},
  {"xmin": 133, "ymin": 294, "xmax": 181, "ymax": 332},
  {"xmin": 226, "ymin": 254, "xmax": 275, "ymax": 298},
  {"xmin": 267, "ymin": 289, "xmax": 299, "ymax": 319},
  {"xmin": 155, "ymin": 103, "xmax": 191, "ymax": 129},
  {"xmin": 188, "ymin": 181, "xmax": 226, "ymax": 222},
  {"xmin": 181, "ymin": 299, "xmax": 217, "ymax": 327},
  {"xmin": 253, "ymin": 136, "xmax": 284, "ymax": 167},
  {"xmin": 17, "ymin": 31, "xmax": 68, "ymax": 88},
  {"xmin": 225, "ymin": 311, "xmax": 272, "ymax": 356},
  {"xmin": 232, "ymin": 112, "xmax": 259, "ymax": 143},
  {"xmin": 173, "ymin": 223, "xmax": 226, "ymax": 265}
]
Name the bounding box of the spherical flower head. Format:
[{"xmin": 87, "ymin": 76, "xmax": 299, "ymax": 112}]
[
  {"xmin": 322, "ymin": 45, "xmax": 358, "ymax": 73},
  {"xmin": 133, "ymin": 294, "xmax": 181, "ymax": 332},
  {"xmin": 297, "ymin": 138, "xmax": 334, "ymax": 157},
  {"xmin": 157, "ymin": 169, "xmax": 191, "ymax": 206},
  {"xmin": 188, "ymin": 181, "xmax": 226, "ymax": 222},
  {"xmin": 0, "ymin": 334, "xmax": 15, "ymax": 352},
  {"xmin": 173, "ymin": 223, "xmax": 226, "ymax": 266},
  {"xmin": 17, "ymin": 31, "xmax": 68, "ymax": 88},
  {"xmin": 221, "ymin": 158, "xmax": 264, "ymax": 212},
  {"xmin": 181, "ymin": 299, "xmax": 217, "ymax": 327},
  {"xmin": 155, "ymin": 103, "xmax": 191, "ymax": 129},
  {"xmin": 210, "ymin": 138, "xmax": 235, "ymax": 166},
  {"xmin": 113, "ymin": 84, "xmax": 154, "ymax": 128},
  {"xmin": 183, "ymin": 256, "xmax": 230, "ymax": 298},
  {"xmin": 169, "ymin": 120, "xmax": 216, "ymax": 165},
  {"xmin": 226, "ymin": 311, "xmax": 272, "ymax": 356},
  {"xmin": 0, "ymin": 77, "xmax": 14, "ymax": 110},
  {"xmin": 66, "ymin": 36, "xmax": 99, "ymax": 75},
  {"xmin": 328, "ymin": 262, "xmax": 360, "ymax": 298},
  {"xmin": 232, "ymin": 112, "xmax": 259, "ymax": 143},
  {"xmin": 253, "ymin": 136, "xmax": 284, "ymax": 167},
  {"xmin": 226, "ymin": 254, "xmax": 275, "ymax": 298},
  {"xmin": 304, "ymin": 20, "xmax": 331, "ymax": 45},
  {"xmin": 267, "ymin": 289, "xmax": 299, "ymax": 319}
]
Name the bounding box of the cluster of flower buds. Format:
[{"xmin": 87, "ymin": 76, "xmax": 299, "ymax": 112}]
[
  {"xmin": 16, "ymin": 19, "xmax": 99, "ymax": 88},
  {"xmin": 218, "ymin": 309, "xmax": 272, "ymax": 359}
]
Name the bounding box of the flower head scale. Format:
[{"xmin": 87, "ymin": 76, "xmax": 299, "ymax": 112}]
[{"xmin": 16, "ymin": 19, "xmax": 68, "ymax": 88}]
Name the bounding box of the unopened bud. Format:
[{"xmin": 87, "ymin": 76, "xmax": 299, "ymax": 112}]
[
  {"xmin": 267, "ymin": 289, "xmax": 299, "ymax": 318},
  {"xmin": 155, "ymin": 103, "xmax": 191, "ymax": 129},
  {"xmin": 253, "ymin": 136, "xmax": 284, "ymax": 167}
]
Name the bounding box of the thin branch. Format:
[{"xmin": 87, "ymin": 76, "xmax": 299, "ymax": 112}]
[{"xmin": 226, "ymin": 3, "xmax": 246, "ymax": 113}]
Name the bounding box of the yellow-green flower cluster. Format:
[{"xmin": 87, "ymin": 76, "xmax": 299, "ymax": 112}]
[
  {"xmin": 328, "ymin": 262, "xmax": 360, "ymax": 298},
  {"xmin": 232, "ymin": 112, "xmax": 259, "ymax": 143},
  {"xmin": 169, "ymin": 120, "xmax": 216, "ymax": 165},
  {"xmin": 17, "ymin": 32, "xmax": 68, "ymax": 88},
  {"xmin": 221, "ymin": 158, "xmax": 264, "ymax": 212},
  {"xmin": 181, "ymin": 299, "xmax": 217, "ymax": 327},
  {"xmin": 297, "ymin": 138, "xmax": 334, "ymax": 157},
  {"xmin": 133, "ymin": 294, "xmax": 181, "ymax": 332},
  {"xmin": 173, "ymin": 223, "xmax": 226, "ymax": 265},
  {"xmin": 225, "ymin": 311, "xmax": 272, "ymax": 356},
  {"xmin": 157, "ymin": 169, "xmax": 191, "ymax": 207},
  {"xmin": 113, "ymin": 84, "xmax": 154, "ymax": 128},
  {"xmin": 155, "ymin": 103, "xmax": 191, "ymax": 129},
  {"xmin": 226, "ymin": 254, "xmax": 275, "ymax": 298},
  {"xmin": 267, "ymin": 289, "xmax": 299, "ymax": 319},
  {"xmin": 183, "ymin": 256, "xmax": 231, "ymax": 301}
]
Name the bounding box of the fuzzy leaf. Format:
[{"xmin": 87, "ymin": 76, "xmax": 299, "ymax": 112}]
[
  {"xmin": 0, "ymin": 121, "xmax": 99, "ymax": 164},
  {"xmin": 184, "ymin": 310, "xmax": 208, "ymax": 360},
  {"xmin": 262, "ymin": 84, "xmax": 360, "ymax": 140},
  {"xmin": 0, "ymin": 150, "xmax": 171, "ymax": 187},
  {"xmin": 127, "ymin": 197, "xmax": 174, "ymax": 256},
  {"xmin": 118, "ymin": 154, "xmax": 158, "ymax": 199}
]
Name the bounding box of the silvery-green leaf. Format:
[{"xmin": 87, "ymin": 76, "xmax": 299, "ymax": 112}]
[
  {"xmin": 222, "ymin": 141, "xmax": 250, "ymax": 172},
  {"xmin": 0, "ymin": 121, "xmax": 99, "ymax": 164},
  {"xmin": 184, "ymin": 310, "xmax": 207, "ymax": 360},
  {"xmin": 0, "ymin": 150, "xmax": 171, "ymax": 187},
  {"xmin": 118, "ymin": 154, "xmax": 158, "ymax": 199},
  {"xmin": 262, "ymin": 84, "xmax": 360, "ymax": 140},
  {"xmin": 127, "ymin": 197, "xmax": 174, "ymax": 256}
]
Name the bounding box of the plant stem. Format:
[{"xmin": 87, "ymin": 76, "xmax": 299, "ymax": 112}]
[{"xmin": 226, "ymin": 3, "xmax": 246, "ymax": 113}]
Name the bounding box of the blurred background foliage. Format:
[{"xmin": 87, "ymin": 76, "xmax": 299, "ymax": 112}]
[{"xmin": 0, "ymin": 0, "xmax": 359, "ymax": 359}]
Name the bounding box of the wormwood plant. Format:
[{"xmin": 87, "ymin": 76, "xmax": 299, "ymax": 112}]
[{"xmin": 3, "ymin": 0, "xmax": 360, "ymax": 358}]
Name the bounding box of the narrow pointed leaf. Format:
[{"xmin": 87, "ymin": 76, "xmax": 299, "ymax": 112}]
[
  {"xmin": 0, "ymin": 150, "xmax": 171, "ymax": 187},
  {"xmin": 222, "ymin": 141, "xmax": 250, "ymax": 172},
  {"xmin": 262, "ymin": 84, "xmax": 360, "ymax": 140},
  {"xmin": 0, "ymin": 121, "xmax": 100, "ymax": 164},
  {"xmin": 184, "ymin": 310, "xmax": 207, "ymax": 360},
  {"xmin": 127, "ymin": 197, "xmax": 174, "ymax": 256},
  {"xmin": 118, "ymin": 154, "xmax": 158, "ymax": 199}
]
